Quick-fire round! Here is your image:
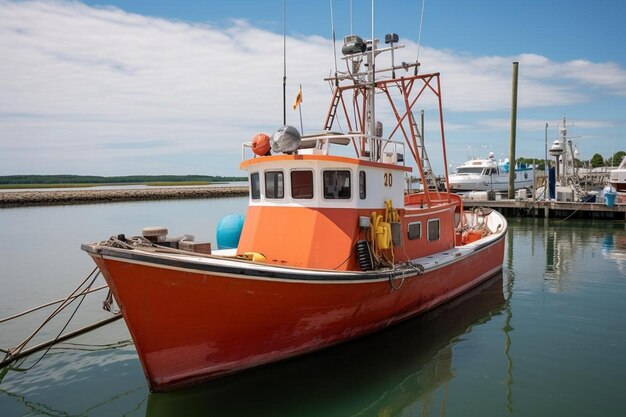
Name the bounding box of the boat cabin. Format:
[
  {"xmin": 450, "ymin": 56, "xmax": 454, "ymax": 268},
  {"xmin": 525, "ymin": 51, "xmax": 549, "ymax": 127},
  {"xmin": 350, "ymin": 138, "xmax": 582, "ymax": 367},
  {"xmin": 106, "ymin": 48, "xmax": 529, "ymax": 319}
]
[{"xmin": 237, "ymin": 131, "xmax": 459, "ymax": 271}]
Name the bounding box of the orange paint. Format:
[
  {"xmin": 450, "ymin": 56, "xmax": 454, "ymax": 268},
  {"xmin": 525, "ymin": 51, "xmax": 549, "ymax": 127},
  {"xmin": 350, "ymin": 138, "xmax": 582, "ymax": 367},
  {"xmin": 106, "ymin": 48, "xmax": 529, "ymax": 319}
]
[{"xmin": 237, "ymin": 199, "xmax": 458, "ymax": 270}]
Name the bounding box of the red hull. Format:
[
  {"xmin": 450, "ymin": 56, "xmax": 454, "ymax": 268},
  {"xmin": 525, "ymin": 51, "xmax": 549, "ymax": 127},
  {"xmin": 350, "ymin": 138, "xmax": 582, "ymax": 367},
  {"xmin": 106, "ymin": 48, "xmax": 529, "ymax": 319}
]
[{"xmin": 91, "ymin": 236, "xmax": 504, "ymax": 392}]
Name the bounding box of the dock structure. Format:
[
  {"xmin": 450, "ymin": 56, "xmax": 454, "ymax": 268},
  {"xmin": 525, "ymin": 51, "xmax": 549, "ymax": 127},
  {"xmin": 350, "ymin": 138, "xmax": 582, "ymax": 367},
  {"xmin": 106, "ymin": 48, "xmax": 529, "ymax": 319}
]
[{"xmin": 462, "ymin": 198, "xmax": 626, "ymax": 220}]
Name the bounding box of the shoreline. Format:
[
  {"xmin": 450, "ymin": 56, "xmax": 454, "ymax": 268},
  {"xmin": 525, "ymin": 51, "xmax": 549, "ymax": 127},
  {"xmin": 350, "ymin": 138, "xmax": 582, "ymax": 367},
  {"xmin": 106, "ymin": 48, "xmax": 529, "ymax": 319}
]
[{"xmin": 0, "ymin": 186, "xmax": 249, "ymax": 208}]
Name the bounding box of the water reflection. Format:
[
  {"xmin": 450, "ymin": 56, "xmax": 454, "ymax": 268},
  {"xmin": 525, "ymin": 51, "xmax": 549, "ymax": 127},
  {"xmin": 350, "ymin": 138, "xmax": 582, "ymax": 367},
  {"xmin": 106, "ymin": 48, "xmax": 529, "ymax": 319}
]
[
  {"xmin": 508, "ymin": 218, "xmax": 625, "ymax": 291},
  {"xmin": 146, "ymin": 274, "xmax": 505, "ymax": 417},
  {"xmin": 602, "ymin": 233, "xmax": 626, "ymax": 276},
  {"xmin": 4, "ymin": 204, "xmax": 626, "ymax": 416},
  {"xmin": 0, "ymin": 334, "xmax": 147, "ymax": 416},
  {"xmin": 548, "ymin": 223, "xmax": 624, "ymax": 291}
]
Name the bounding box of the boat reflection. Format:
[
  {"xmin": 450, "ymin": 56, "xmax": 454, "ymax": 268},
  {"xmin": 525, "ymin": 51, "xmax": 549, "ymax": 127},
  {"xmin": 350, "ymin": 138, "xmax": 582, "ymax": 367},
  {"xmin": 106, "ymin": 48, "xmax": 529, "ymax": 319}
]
[
  {"xmin": 543, "ymin": 220, "xmax": 625, "ymax": 289},
  {"xmin": 602, "ymin": 233, "xmax": 626, "ymax": 275},
  {"xmin": 146, "ymin": 273, "xmax": 505, "ymax": 417}
]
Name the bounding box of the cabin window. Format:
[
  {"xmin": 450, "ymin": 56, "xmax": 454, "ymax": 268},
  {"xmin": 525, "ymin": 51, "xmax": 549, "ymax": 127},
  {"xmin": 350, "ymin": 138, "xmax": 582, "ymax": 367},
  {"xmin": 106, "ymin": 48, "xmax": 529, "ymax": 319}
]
[
  {"xmin": 408, "ymin": 222, "xmax": 421, "ymax": 240},
  {"xmin": 265, "ymin": 171, "xmax": 284, "ymax": 199},
  {"xmin": 323, "ymin": 170, "xmax": 351, "ymax": 199},
  {"xmin": 427, "ymin": 219, "xmax": 440, "ymax": 242},
  {"xmin": 457, "ymin": 167, "xmax": 484, "ymax": 174},
  {"xmin": 291, "ymin": 170, "xmax": 314, "ymax": 199},
  {"xmin": 250, "ymin": 172, "xmax": 260, "ymax": 200},
  {"xmin": 359, "ymin": 171, "xmax": 366, "ymax": 199}
]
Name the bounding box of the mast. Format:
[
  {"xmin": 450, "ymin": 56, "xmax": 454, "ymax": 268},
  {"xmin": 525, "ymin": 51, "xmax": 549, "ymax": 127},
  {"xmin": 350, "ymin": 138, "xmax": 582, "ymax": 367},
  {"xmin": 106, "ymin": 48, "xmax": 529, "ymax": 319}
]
[
  {"xmin": 282, "ymin": 0, "xmax": 287, "ymax": 125},
  {"xmin": 366, "ymin": 0, "xmax": 377, "ymax": 161},
  {"xmin": 332, "ymin": 26, "xmax": 445, "ymax": 204},
  {"xmin": 366, "ymin": 38, "xmax": 377, "ymax": 161}
]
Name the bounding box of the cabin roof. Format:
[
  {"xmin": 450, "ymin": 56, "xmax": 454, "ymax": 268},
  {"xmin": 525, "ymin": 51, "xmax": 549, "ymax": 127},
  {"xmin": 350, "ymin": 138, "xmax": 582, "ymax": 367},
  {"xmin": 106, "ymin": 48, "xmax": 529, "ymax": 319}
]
[{"xmin": 240, "ymin": 154, "xmax": 412, "ymax": 172}]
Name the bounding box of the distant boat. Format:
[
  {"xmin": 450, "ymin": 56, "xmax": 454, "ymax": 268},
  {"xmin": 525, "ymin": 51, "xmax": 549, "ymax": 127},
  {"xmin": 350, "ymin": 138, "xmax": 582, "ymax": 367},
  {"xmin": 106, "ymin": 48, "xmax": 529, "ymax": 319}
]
[
  {"xmin": 449, "ymin": 153, "xmax": 532, "ymax": 192},
  {"xmin": 609, "ymin": 156, "xmax": 626, "ymax": 192}
]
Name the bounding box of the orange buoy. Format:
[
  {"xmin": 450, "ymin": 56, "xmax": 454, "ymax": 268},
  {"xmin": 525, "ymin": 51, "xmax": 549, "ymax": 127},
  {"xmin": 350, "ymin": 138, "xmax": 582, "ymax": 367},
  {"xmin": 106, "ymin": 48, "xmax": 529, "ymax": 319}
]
[{"xmin": 251, "ymin": 133, "xmax": 271, "ymax": 156}]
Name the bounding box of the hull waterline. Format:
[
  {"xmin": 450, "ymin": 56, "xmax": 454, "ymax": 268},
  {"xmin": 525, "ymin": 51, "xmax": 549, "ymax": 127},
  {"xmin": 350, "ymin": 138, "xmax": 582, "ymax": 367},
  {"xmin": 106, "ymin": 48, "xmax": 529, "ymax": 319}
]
[{"xmin": 144, "ymin": 274, "xmax": 506, "ymax": 415}]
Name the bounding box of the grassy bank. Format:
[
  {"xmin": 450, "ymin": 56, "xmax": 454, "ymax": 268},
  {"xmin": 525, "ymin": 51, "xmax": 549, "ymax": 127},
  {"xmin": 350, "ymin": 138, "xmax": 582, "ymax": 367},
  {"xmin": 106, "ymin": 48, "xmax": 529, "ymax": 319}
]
[
  {"xmin": 0, "ymin": 183, "xmax": 133, "ymax": 189},
  {"xmin": 0, "ymin": 186, "xmax": 249, "ymax": 207},
  {"xmin": 0, "ymin": 175, "xmax": 247, "ymax": 190},
  {"xmin": 145, "ymin": 181, "xmax": 211, "ymax": 187},
  {"xmin": 0, "ymin": 181, "xmax": 219, "ymax": 189}
]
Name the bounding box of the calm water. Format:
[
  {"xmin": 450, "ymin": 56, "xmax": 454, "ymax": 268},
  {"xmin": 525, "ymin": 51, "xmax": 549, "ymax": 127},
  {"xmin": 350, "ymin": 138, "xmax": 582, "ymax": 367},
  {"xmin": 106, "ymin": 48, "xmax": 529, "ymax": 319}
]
[{"xmin": 1, "ymin": 199, "xmax": 625, "ymax": 416}]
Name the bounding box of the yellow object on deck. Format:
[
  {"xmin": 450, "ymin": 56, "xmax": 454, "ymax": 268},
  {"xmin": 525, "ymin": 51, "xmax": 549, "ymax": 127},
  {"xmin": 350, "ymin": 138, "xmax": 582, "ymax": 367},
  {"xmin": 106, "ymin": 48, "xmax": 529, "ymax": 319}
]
[
  {"xmin": 371, "ymin": 212, "xmax": 392, "ymax": 250},
  {"xmin": 384, "ymin": 199, "xmax": 400, "ymax": 223},
  {"xmin": 242, "ymin": 252, "xmax": 268, "ymax": 263}
]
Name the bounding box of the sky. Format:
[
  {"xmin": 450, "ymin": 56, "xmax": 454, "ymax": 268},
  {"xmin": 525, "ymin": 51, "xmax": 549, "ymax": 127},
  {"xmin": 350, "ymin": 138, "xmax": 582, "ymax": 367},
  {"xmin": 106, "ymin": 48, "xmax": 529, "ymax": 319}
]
[{"xmin": 1, "ymin": 0, "xmax": 625, "ymax": 177}]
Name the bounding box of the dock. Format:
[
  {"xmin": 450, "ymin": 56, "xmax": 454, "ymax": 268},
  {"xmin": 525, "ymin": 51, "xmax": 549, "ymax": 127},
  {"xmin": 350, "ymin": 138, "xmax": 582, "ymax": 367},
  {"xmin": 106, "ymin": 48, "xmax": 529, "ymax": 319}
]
[{"xmin": 462, "ymin": 198, "xmax": 626, "ymax": 220}]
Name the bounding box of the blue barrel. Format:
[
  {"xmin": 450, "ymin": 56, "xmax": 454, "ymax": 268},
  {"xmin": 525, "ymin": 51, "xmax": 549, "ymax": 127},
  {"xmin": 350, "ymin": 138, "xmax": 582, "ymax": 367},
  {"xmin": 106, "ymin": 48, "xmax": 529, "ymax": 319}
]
[
  {"xmin": 216, "ymin": 214, "xmax": 245, "ymax": 249},
  {"xmin": 605, "ymin": 192, "xmax": 616, "ymax": 207}
]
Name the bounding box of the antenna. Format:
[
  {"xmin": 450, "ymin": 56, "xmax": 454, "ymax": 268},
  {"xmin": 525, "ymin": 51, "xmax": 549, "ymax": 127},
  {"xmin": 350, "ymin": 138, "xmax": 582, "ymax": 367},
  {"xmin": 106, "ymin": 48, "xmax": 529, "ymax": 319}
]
[
  {"xmin": 366, "ymin": 0, "xmax": 377, "ymax": 160},
  {"xmin": 350, "ymin": 0, "xmax": 353, "ymax": 34},
  {"xmin": 415, "ymin": 0, "xmax": 426, "ymax": 74},
  {"xmin": 371, "ymin": 0, "xmax": 375, "ymax": 47},
  {"xmin": 282, "ymin": 0, "xmax": 287, "ymax": 125},
  {"xmin": 329, "ymin": 0, "xmax": 339, "ymax": 82}
]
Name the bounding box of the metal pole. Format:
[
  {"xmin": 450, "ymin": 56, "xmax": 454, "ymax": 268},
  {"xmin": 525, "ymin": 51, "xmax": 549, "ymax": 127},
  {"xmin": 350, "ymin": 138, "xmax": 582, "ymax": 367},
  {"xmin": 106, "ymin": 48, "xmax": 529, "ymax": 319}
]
[
  {"xmin": 532, "ymin": 161, "xmax": 536, "ymax": 201},
  {"xmin": 366, "ymin": 0, "xmax": 376, "ymax": 161},
  {"xmin": 508, "ymin": 62, "xmax": 519, "ymax": 199},
  {"xmin": 369, "ymin": 0, "xmax": 376, "ymax": 137},
  {"xmin": 543, "ymin": 123, "xmax": 548, "ymax": 201},
  {"xmin": 329, "ymin": 0, "xmax": 338, "ymax": 80},
  {"xmin": 298, "ymin": 84, "xmax": 304, "ymax": 134},
  {"xmin": 419, "ymin": 109, "xmax": 425, "ymax": 167},
  {"xmin": 282, "ymin": 0, "xmax": 287, "ymax": 125},
  {"xmin": 555, "ymin": 155, "xmax": 560, "ymax": 182}
]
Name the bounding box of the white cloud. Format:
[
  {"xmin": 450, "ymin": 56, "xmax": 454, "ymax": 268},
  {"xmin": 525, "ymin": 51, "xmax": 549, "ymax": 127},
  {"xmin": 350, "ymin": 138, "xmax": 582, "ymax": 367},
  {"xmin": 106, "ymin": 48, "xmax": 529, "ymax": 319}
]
[{"xmin": 0, "ymin": 0, "xmax": 625, "ymax": 175}]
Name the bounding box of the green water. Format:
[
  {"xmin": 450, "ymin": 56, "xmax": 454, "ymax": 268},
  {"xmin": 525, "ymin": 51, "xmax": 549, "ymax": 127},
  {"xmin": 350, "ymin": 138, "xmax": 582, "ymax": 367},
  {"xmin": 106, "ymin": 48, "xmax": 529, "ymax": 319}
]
[{"xmin": 1, "ymin": 200, "xmax": 625, "ymax": 416}]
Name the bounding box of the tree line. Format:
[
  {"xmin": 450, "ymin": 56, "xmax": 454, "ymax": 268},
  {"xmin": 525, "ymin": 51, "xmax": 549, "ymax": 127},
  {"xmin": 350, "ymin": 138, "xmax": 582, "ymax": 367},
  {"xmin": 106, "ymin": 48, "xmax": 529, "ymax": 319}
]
[
  {"xmin": 0, "ymin": 175, "xmax": 247, "ymax": 185},
  {"xmin": 516, "ymin": 150, "xmax": 625, "ymax": 170}
]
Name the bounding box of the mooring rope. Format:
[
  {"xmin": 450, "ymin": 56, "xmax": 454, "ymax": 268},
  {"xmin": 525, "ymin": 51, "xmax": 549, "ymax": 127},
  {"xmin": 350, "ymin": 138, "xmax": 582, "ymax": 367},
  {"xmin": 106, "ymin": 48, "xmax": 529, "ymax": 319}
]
[
  {"xmin": 6, "ymin": 268, "xmax": 99, "ymax": 354},
  {"xmin": 0, "ymin": 284, "xmax": 108, "ymax": 324},
  {"xmin": 23, "ymin": 271, "xmax": 99, "ymax": 369},
  {"xmin": 0, "ymin": 266, "xmax": 119, "ymax": 370}
]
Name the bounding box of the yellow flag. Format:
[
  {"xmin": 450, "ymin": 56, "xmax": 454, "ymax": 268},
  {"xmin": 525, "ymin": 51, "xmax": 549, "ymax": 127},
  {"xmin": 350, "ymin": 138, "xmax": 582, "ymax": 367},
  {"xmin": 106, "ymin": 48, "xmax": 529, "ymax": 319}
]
[{"xmin": 292, "ymin": 87, "xmax": 302, "ymax": 110}]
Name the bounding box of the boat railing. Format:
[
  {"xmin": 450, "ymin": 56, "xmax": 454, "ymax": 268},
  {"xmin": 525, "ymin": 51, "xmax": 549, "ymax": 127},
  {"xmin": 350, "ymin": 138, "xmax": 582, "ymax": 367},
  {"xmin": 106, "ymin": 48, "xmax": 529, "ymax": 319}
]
[{"xmin": 242, "ymin": 132, "xmax": 406, "ymax": 167}]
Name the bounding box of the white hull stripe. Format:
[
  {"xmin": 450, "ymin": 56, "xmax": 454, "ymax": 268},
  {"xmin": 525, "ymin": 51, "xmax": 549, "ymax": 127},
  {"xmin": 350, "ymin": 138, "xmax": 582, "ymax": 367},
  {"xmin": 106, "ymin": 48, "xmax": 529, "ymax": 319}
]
[{"xmin": 82, "ymin": 230, "xmax": 506, "ymax": 285}]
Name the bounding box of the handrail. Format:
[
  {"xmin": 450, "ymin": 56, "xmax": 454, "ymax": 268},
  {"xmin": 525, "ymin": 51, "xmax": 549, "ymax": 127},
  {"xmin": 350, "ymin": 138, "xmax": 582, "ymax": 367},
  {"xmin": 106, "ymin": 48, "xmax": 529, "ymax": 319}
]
[{"xmin": 241, "ymin": 132, "xmax": 405, "ymax": 167}]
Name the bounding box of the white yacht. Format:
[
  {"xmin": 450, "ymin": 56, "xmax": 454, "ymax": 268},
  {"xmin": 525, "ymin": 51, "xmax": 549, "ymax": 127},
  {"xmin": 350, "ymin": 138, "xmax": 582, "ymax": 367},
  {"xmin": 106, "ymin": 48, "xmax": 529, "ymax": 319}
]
[
  {"xmin": 449, "ymin": 153, "xmax": 533, "ymax": 192},
  {"xmin": 609, "ymin": 156, "xmax": 626, "ymax": 192}
]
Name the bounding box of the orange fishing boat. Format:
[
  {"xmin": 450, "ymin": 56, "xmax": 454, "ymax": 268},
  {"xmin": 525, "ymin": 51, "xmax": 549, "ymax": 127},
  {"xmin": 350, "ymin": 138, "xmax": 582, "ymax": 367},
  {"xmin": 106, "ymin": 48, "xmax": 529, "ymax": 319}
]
[{"xmin": 82, "ymin": 32, "xmax": 507, "ymax": 392}]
